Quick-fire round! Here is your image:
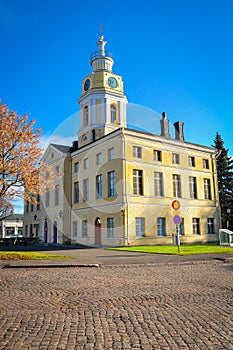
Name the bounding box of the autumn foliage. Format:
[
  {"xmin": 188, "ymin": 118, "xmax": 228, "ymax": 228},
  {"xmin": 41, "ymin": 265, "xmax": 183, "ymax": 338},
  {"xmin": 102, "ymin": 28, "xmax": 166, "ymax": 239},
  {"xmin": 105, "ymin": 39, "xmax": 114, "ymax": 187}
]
[{"xmin": 0, "ymin": 101, "xmax": 55, "ymax": 212}]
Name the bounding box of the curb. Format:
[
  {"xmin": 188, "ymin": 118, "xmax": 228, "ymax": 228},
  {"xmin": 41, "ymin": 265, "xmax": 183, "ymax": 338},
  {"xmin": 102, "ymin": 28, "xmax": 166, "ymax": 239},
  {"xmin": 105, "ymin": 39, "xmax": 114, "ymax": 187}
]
[{"xmin": 2, "ymin": 263, "xmax": 99, "ymax": 269}]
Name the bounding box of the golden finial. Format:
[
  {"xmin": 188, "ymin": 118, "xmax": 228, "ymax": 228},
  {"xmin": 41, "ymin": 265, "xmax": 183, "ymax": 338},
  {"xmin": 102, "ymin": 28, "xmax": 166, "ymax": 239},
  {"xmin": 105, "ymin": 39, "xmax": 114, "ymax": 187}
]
[{"xmin": 99, "ymin": 24, "xmax": 104, "ymax": 41}]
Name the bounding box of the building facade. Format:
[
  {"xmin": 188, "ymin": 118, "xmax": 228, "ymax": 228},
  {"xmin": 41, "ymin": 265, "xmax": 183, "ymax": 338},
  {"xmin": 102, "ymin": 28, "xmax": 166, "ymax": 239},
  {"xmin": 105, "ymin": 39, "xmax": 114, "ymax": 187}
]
[
  {"xmin": 0, "ymin": 214, "xmax": 23, "ymax": 238},
  {"xmin": 23, "ymin": 34, "xmax": 220, "ymax": 246}
]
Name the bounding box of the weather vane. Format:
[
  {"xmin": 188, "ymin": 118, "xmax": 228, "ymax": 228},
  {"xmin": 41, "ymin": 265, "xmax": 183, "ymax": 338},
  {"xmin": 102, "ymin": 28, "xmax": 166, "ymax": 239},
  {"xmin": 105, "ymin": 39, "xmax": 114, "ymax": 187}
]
[{"xmin": 100, "ymin": 24, "xmax": 103, "ymax": 35}]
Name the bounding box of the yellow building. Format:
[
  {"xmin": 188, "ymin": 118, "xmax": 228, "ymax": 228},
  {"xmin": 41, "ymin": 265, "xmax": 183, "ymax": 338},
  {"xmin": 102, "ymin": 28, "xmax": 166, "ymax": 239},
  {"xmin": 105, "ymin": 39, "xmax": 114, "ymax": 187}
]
[{"xmin": 23, "ymin": 34, "xmax": 220, "ymax": 246}]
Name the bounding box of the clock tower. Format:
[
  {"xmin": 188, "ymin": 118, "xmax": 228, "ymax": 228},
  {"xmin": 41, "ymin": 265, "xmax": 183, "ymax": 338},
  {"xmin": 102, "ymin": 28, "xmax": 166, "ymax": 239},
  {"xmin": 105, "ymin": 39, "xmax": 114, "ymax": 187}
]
[{"xmin": 78, "ymin": 34, "xmax": 128, "ymax": 147}]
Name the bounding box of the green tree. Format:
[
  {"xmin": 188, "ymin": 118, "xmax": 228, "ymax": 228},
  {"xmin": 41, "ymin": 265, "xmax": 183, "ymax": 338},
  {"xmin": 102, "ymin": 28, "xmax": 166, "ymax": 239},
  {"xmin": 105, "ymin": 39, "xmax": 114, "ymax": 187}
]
[{"xmin": 213, "ymin": 132, "xmax": 233, "ymax": 228}]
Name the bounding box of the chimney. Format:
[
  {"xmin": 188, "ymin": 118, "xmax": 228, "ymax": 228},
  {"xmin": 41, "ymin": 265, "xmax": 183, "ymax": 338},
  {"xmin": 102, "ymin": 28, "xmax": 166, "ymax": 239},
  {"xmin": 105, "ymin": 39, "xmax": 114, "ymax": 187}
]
[
  {"xmin": 160, "ymin": 112, "xmax": 170, "ymax": 138},
  {"xmin": 174, "ymin": 121, "xmax": 184, "ymax": 141}
]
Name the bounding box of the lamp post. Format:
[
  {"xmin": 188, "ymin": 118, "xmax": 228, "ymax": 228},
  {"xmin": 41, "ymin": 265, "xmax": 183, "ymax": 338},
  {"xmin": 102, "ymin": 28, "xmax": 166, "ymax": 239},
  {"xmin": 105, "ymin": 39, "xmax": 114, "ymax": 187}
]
[{"xmin": 227, "ymin": 208, "xmax": 231, "ymax": 229}]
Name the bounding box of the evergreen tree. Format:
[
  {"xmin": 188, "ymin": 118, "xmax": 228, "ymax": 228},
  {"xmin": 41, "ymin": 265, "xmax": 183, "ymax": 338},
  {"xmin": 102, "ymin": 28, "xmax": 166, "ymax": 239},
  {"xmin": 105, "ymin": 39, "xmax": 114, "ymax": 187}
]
[{"xmin": 213, "ymin": 132, "xmax": 233, "ymax": 228}]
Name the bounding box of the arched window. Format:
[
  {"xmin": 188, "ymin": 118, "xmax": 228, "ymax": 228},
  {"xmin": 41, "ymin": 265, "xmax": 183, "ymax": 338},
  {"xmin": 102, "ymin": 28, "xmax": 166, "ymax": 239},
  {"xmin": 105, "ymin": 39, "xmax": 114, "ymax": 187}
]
[
  {"xmin": 110, "ymin": 104, "xmax": 117, "ymax": 124},
  {"xmin": 83, "ymin": 106, "xmax": 88, "ymax": 126}
]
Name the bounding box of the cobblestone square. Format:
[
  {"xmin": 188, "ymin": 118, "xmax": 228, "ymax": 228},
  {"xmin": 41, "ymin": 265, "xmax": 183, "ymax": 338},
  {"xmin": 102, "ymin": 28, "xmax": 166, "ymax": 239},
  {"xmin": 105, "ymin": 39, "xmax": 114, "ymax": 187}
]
[{"xmin": 0, "ymin": 261, "xmax": 232, "ymax": 349}]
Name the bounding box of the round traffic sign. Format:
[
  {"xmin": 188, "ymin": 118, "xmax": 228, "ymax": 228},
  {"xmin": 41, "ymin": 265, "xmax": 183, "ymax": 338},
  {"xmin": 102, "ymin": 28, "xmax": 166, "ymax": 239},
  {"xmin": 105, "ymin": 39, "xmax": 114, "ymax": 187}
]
[
  {"xmin": 172, "ymin": 200, "xmax": 180, "ymax": 210},
  {"xmin": 173, "ymin": 215, "xmax": 181, "ymax": 225}
]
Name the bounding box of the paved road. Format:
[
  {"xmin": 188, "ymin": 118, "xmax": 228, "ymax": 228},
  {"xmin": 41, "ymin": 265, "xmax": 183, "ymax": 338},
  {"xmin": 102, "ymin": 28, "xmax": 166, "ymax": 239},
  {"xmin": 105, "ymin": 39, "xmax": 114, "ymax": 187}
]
[
  {"xmin": 1, "ymin": 246, "xmax": 233, "ymax": 267},
  {"xmin": 0, "ymin": 256, "xmax": 233, "ymax": 349}
]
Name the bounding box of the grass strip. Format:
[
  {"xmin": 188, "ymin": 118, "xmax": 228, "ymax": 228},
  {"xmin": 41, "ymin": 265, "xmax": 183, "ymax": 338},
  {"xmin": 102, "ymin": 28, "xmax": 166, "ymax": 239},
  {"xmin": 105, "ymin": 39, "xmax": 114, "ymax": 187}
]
[
  {"xmin": 108, "ymin": 244, "xmax": 233, "ymax": 255},
  {"xmin": 0, "ymin": 252, "xmax": 72, "ymax": 260}
]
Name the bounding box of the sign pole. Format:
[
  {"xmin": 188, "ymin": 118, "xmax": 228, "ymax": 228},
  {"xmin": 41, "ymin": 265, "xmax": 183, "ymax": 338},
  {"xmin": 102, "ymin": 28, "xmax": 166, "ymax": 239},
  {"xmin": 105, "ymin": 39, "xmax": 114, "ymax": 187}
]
[{"xmin": 172, "ymin": 200, "xmax": 181, "ymax": 254}]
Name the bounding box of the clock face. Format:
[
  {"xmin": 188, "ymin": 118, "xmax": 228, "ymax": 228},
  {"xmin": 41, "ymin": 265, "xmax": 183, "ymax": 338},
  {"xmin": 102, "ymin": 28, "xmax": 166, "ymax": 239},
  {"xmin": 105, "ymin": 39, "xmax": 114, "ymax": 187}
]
[
  {"xmin": 108, "ymin": 77, "xmax": 118, "ymax": 88},
  {"xmin": 84, "ymin": 79, "xmax": 90, "ymax": 91}
]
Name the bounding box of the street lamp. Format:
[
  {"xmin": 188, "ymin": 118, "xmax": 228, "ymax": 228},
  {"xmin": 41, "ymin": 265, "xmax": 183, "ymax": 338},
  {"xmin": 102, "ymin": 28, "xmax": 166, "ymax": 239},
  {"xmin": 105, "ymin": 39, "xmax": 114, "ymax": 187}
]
[{"xmin": 227, "ymin": 209, "xmax": 231, "ymax": 229}]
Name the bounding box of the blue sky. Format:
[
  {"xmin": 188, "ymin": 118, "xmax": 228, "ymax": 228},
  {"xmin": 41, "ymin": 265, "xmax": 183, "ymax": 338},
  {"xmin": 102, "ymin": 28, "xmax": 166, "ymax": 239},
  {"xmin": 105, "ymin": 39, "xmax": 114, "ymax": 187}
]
[{"xmin": 1, "ymin": 0, "xmax": 233, "ymax": 157}]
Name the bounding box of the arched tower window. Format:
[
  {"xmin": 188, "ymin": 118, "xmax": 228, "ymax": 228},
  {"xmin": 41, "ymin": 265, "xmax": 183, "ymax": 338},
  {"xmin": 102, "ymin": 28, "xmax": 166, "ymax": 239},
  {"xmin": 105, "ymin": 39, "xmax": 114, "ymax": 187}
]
[
  {"xmin": 83, "ymin": 106, "xmax": 88, "ymax": 126},
  {"xmin": 110, "ymin": 104, "xmax": 117, "ymax": 124}
]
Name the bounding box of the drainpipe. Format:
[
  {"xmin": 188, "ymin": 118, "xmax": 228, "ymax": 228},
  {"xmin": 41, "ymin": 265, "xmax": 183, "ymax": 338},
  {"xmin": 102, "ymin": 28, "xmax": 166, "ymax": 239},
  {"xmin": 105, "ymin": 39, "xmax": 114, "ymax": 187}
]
[
  {"xmin": 122, "ymin": 129, "xmax": 129, "ymax": 245},
  {"xmin": 211, "ymin": 150, "xmax": 222, "ymax": 230}
]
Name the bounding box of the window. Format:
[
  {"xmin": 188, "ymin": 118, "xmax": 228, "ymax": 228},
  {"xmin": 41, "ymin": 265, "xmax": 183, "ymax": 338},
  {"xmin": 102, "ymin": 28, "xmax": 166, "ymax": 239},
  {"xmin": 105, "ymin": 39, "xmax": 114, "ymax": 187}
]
[
  {"xmin": 55, "ymin": 185, "xmax": 59, "ymax": 206},
  {"xmin": 189, "ymin": 156, "xmax": 195, "ymax": 167},
  {"xmin": 176, "ymin": 218, "xmax": 184, "ymax": 236},
  {"xmin": 96, "ymin": 175, "xmax": 102, "ymax": 199},
  {"xmin": 192, "ymin": 218, "xmax": 200, "ymax": 234},
  {"xmin": 83, "ymin": 179, "xmax": 89, "ymax": 202},
  {"xmin": 189, "ymin": 176, "xmax": 197, "ymax": 199},
  {"xmin": 136, "ymin": 218, "xmax": 145, "ymax": 237},
  {"xmin": 108, "ymin": 148, "xmax": 114, "ymax": 160},
  {"xmin": 172, "ymin": 153, "xmax": 180, "ymax": 164},
  {"xmin": 110, "ymin": 104, "xmax": 117, "ymax": 124},
  {"xmin": 82, "ymin": 220, "xmax": 88, "ymax": 237},
  {"xmin": 25, "ymin": 225, "xmax": 28, "ymax": 237},
  {"xmin": 154, "ymin": 150, "xmax": 162, "ymax": 162},
  {"xmin": 203, "ymin": 159, "xmax": 209, "ymax": 169},
  {"xmin": 74, "ymin": 181, "xmax": 79, "ymax": 203},
  {"xmin": 83, "ymin": 158, "xmax": 89, "ymax": 169},
  {"xmin": 173, "ymin": 174, "xmax": 181, "ymax": 198},
  {"xmin": 133, "ymin": 146, "xmax": 142, "ymax": 158},
  {"xmin": 108, "ymin": 171, "xmax": 116, "ymax": 197},
  {"xmin": 30, "ymin": 203, "xmax": 34, "ymax": 212},
  {"xmin": 133, "ymin": 169, "xmax": 143, "ymax": 195},
  {"xmin": 45, "ymin": 190, "xmax": 50, "ymax": 207},
  {"xmin": 154, "ymin": 172, "xmax": 164, "ymax": 196},
  {"xmin": 157, "ymin": 218, "xmax": 165, "ymax": 236},
  {"xmin": 83, "ymin": 106, "xmax": 88, "ymax": 126},
  {"xmin": 36, "ymin": 195, "xmax": 40, "ymax": 211},
  {"xmin": 74, "ymin": 162, "xmax": 79, "ymax": 173},
  {"xmin": 207, "ymin": 218, "xmax": 214, "ymax": 234},
  {"xmin": 96, "ymin": 153, "xmax": 102, "ymax": 165},
  {"xmin": 25, "ymin": 201, "xmax": 29, "ymax": 213},
  {"xmin": 204, "ymin": 178, "xmax": 212, "ymax": 200},
  {"xmin": 55, "ymin": 166, "xmax": 59, "ymax": 175},
  {"xmin": 73, "ymin": 221, "xmax": 78, "ymax": 238},
  {"xmin": 107, "ymin": 218, "xmax": 114, "ymax": 238}
]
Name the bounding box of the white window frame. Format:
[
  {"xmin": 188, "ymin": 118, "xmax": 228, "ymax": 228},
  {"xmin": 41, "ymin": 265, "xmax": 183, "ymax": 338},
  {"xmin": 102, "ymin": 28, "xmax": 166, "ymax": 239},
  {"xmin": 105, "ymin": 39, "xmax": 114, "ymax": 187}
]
[
  {"xmin": 154, "ymin": 172, "xmax": 164, "ymax": 197},
  {"xmin": 74, "ymin": 162, "xmax": 79, "ymax": 173},
  {"xmin": 154, "ymin": 150, "xmax": 162, "ymax": 162},
  {"xmin": 173, "ymin": 174, "xmax": 181, "ymax": 198},
  {"xmin": 133, "ymin": 169, "xmax": 143, "ymax": 195},
  {"xmin": 135, "ymin": 217, "xmax": 145, "ymax": 237},
  {"xmin": 107, "ymin": 218, "xmax": 114, "ymax": 238},
  {"xmin": 73, "ymin": 221, "xmax": 78, "ymax": 238},
  {"xmin": 157, "ymin": 217, "xmax": 166, "ymax": 236},
  {"xmin": 96, "ymin": 174, "xmax": 102, "ymax": 199},
  {"xmin": 82, "ymin": 220, "xmax": 88, "ymax": 237},
  {"xmin": 96, "ymin": 153, "xmax": 102, "ymax": 165},
  {"xmin": 108, "ymin": 148, "xmax": 114, "ymax": 160},
  {"xmin": 83, "ymin": 178, "xmax": 89, "ymax": 202},
  {"xmin": 83, "ymin": 158, "xmax": 89, "ymax": 169},
  {"xmin": 133, "ymin": 146, "xmax": 142, "ymax": 159}
]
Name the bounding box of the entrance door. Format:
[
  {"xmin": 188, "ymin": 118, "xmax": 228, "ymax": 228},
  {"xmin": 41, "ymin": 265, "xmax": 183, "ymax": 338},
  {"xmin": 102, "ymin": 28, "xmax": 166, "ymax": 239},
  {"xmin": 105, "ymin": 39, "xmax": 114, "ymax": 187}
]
[
  {"xmin": 53, "ymin": 221, "xmax": 58, "ymax": 243},
  {"xmin": 95, "ymin": 218, "xmax": 101, "ymax": 245},
  {"xmin": 44, "ymin": 220, "xmax": 48, "ymax": 243}
]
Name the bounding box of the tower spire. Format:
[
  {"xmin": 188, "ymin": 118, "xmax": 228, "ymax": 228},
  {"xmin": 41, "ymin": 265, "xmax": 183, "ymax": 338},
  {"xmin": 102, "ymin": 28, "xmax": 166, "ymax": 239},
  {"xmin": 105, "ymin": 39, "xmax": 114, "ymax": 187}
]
[{"xmin": 90, "ymin": 31, "xmax": 114, "ymax": 72}]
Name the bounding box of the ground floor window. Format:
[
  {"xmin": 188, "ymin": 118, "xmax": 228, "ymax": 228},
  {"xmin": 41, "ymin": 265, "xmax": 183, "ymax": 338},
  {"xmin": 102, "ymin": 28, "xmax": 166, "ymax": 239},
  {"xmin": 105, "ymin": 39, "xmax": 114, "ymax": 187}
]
[
  {"xmin": 192, "ymin": 218, "xmax": 200, "ymax": 235},
  {"xmin": 176, "ymin": 218, "xmax": 184, "ymax": 235},
  {"xmin": 136, "ymin": 218, "xmax": 145, "ymax": 237},
  {"xmin": 73, "ymin": 221, "xmax": 78, "ymax": 238},
  {"xmin": 25, "ymin": 225, "xmax": 28, "ymax": 237},
  {"xmin": 107, "ymin": 218, "xmax": 114, "ymax": 238},
  {"xmin": 157, "ymin": 218, "xmax": 165, "ymax": 236},
  {"xmin": 82, "ymin": 220, "xmax": 88, "ymax": 237},
  {"xmin": 207, "ymin": 218, "xmax": 214, "ymax": 234}
]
